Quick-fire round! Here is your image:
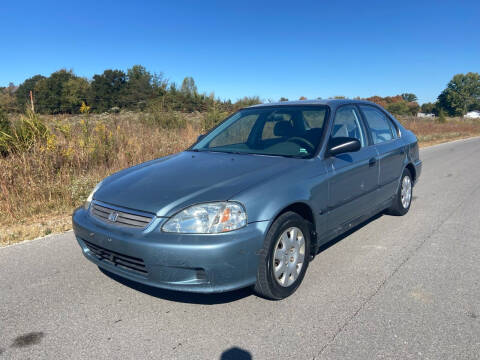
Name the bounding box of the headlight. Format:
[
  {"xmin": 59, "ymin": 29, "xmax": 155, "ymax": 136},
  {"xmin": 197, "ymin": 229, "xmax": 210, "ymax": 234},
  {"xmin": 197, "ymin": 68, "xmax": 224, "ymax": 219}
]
[
  {"xmin": 162, "ymin": 202, "xmax": 247, "ymax": 234},
  {"xmin": 84, "ymin": 180, "xmax": 104, "ymax": 210}
]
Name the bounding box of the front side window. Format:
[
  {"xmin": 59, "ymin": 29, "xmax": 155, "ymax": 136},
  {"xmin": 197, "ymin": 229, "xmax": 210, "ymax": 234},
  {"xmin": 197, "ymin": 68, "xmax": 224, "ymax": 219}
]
[
  {"xmin": 192, "ymin": 106, "xmax": 328, "ymax": 158},
  {"xmin": 331, "ymin": 106, "xmax": 366, "ymax": 147},
  {"xmin": 360, "ymin": 106, "xmax": 395, "ymax": 144}
]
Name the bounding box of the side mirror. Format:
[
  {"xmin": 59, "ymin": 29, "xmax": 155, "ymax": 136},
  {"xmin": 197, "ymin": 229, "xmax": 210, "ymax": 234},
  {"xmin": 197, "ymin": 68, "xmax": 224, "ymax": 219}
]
[
  {"xmin": 197, "ymin": 134, "xmax": 205, "ymax": 142},
  {"xmin": 328, "ymin": 137, "xmax": 361, "ymax": 156}
]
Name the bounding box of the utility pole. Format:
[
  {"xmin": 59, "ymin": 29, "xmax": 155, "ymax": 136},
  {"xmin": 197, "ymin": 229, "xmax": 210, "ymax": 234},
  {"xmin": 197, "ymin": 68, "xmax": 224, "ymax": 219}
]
[{"xmin": 29, "ymin": 90, "xmax": 35, "ymax": 113}]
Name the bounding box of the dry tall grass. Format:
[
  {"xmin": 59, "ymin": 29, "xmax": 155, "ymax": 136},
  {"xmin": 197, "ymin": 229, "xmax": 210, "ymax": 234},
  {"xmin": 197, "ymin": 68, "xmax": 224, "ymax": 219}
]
[
  {"xmin": 398, "ymin": 116, "xmax": 480, "ymax": 146},
  {"xmin": 1, "ymin": 112, "xmax": 479, "ymax": 245},
  {"xmin": 0, "ymin": 112, "xmax": 198, "ymax": 244}
]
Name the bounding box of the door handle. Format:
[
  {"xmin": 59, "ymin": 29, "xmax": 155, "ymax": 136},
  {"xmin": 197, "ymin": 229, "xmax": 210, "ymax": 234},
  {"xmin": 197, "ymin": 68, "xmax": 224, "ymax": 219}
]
[{"xmin": 369, "ymin": 157, "xmax": 377, "ymax": 167}]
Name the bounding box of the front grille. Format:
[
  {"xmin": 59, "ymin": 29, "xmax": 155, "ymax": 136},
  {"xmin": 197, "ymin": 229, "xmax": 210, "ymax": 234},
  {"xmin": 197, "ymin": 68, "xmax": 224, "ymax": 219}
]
[
  {"xmin": 83, "ymin": 240, "xmax": 148, "ymax": 275},
  {"xmin": 90, "ymin": 202, "xmax": 153, "ymax": 229}
]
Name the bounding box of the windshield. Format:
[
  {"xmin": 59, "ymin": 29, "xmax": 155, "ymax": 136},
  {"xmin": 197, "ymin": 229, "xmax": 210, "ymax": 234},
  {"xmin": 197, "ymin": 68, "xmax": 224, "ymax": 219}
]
[{"xmin": 192, "ymin": 105, "xmax": 328, "ymax": 158}]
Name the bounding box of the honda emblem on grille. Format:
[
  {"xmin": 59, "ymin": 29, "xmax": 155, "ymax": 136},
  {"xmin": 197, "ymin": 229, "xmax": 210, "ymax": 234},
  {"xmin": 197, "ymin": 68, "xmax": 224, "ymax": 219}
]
[{"xmin": 108, "ymin": 211, "xmax": 119, "ymax": 222}]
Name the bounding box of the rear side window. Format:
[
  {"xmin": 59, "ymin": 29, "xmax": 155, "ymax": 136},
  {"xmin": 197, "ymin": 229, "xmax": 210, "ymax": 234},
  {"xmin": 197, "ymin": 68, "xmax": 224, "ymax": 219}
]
[{"xmin": 360, "ymin": 106, "xmax": 395, "ymax": 144}]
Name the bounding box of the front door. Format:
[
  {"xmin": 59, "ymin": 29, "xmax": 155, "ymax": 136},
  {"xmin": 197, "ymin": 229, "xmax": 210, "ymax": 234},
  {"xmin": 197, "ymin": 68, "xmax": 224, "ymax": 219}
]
[{"xmin": 326, "ymin": 105, "xmax": 379, "ymax": 233}]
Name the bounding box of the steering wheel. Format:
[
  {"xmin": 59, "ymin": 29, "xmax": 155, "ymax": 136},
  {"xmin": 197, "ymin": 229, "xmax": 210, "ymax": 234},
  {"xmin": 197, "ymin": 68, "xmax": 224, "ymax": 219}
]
[{"xmin": 287, "ymin": 137, "xmax": 315, "ymax": 152}]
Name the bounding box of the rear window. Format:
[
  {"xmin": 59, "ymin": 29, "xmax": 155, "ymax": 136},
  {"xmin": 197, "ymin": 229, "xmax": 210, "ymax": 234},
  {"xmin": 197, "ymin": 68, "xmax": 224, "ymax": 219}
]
[{"xmin": 303, "ymin": 109, "xmax": 327, "ymax": 129}]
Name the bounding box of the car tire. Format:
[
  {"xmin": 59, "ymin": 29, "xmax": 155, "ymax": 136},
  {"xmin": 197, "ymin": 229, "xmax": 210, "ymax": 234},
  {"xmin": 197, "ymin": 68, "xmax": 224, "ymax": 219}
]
[
  {"xmin": 387, "ymin": 168, "xmax": 413, "ymax": 216},
  {"xmin": 254, "ymin": 211, "xmax": 311, "ymax": 300}
]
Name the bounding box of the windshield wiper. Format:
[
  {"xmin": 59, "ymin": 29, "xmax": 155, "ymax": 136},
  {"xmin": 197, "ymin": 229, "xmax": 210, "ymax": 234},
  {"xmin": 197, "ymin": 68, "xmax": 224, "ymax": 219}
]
[
  {"xmin": 205, "ymin": 149, "xmax": 254, "ymax": 155},
  {"xmin": 276, "ymin": 154, "xmax": 309, "ymax": 159},
  {"xmin": 189, "ymin": 149, "xmax": 308, "ymax": 158},
  {"xmin": 225, "ymin": 151, "xmax": 254, "ymax": 155}
]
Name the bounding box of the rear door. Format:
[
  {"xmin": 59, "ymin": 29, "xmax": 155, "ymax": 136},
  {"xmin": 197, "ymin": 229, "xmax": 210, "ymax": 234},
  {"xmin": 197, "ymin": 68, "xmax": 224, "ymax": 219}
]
[
  {"xmin": 359, "ymin": 105, "xmax": 405, "ymax": 203},
  {"xmin": 326, "ymin": 105, "xmax": 379, "ymax": 233}
]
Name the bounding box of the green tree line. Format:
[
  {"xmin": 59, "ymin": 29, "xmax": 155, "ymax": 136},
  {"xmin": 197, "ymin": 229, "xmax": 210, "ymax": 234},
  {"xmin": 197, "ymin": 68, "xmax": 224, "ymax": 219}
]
[
  {"xmin": 1, "ymin": 67, "xmax": 479, "ymax": 117},
  {"xmin": 1, "ymin": 65, "xmax": 261, "ymax": 115}
]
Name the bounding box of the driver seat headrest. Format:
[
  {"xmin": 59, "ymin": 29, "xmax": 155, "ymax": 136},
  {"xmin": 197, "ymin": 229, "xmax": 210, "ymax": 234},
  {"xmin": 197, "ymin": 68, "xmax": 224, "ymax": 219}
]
[{"xmin": 273, "ymin": 121, "xmax": 294, "ymax": 137}]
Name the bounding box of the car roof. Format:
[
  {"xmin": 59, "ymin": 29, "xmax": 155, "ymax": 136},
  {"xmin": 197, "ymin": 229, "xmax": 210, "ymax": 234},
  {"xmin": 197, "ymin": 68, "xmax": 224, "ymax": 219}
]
[{"xmin": 247, "ymin": 99, "xmax": 380, "ymax": 110}]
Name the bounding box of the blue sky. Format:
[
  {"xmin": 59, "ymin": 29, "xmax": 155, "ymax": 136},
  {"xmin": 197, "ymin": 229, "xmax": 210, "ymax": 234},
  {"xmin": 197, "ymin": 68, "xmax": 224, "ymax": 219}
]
[{"xmin": 0, "ymin": 0, "xmax": 478, "ymax": 104}]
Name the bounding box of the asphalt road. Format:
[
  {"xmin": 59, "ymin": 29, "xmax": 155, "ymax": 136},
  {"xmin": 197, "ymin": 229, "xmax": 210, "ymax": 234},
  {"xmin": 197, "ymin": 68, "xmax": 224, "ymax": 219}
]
[{"xmin": 1, "ymin": 137, "xmax": 480, "ymax": 360}]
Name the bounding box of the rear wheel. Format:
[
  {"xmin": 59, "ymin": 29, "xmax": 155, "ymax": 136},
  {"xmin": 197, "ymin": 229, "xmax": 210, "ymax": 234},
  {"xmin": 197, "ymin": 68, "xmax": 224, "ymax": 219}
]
[
  {"xmin": 254, "ymin": 212, "xmax": 311, "ymax": 300},
  {"xmin": 387, "ymin": 168, "xmax": 413, "ymax": 216}
]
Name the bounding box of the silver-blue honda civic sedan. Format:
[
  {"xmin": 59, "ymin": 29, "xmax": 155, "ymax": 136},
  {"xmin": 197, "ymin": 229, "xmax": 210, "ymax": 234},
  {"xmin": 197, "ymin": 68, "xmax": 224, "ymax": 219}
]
[{"xmin": 73, "ymin": 99, "xmax": 422, "ymax": 299}]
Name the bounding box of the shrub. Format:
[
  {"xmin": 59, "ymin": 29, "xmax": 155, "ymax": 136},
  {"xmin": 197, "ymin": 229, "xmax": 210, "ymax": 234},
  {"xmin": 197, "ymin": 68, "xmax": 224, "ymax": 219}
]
[
  {"xmin": 438, "ymin": 109, "xmax": 447, "ymax": 123},
  {"xmin": 145, "ymin": 100, "xmax": 186, "ymax": 129},
  {"xmin": 0, "ymin": 110, "xmax": 50, "ymax": 154},
  {"xmin": 0, "ymin": 109, "xmax": 12, "ymax": 155},
  {"xmin": 233, "ymin": 96, "xmax": 261, "ymax": 110},
  {"xmin": 202, "ymin": 105, "xmax": 228, "ymax": 131}
]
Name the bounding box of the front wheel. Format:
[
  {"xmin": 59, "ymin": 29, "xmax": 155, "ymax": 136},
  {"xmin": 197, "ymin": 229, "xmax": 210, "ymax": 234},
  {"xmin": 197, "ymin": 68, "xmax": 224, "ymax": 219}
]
[
  {"xmin": 387, "ymin": 168, "xmax": 413, "ymax": 216},
  {"xmin": 254, "ymin": 212, "xmax": 311, "ymax": 300}
]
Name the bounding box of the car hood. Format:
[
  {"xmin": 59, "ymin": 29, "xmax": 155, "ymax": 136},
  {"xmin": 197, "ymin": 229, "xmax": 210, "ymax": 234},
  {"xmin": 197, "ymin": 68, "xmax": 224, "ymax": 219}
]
[{"xmin": 94, "ymin": 151, "xmax": 301, "ymax": 217}]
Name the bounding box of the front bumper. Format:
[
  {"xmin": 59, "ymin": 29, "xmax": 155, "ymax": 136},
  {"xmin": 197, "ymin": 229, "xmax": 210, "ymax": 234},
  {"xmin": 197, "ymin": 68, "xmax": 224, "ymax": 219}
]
[{"xmin": 72, "ymin": 208, "xmax": 268, "ymax": 293}]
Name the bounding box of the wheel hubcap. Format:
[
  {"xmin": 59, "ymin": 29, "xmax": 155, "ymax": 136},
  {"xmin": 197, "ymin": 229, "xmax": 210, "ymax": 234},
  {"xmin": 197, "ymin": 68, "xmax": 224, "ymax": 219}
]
[
  {"xmin": 401, "ymin": 175, "xmax": 412, "ymax": 209},
  {"xmin": 273, "ymin": 227, "xmax": 305, "ymax": 287}
]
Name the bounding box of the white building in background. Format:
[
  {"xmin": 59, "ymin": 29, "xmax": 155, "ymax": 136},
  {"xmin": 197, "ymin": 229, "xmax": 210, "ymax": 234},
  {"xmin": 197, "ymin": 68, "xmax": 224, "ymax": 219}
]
[
  {"xmin": 465, "ymin": 110, "xmax": 480, "ymax": 119},
  {"xmin": 417, "ymin": 112, "xmax": 435, "ymax": 118}
]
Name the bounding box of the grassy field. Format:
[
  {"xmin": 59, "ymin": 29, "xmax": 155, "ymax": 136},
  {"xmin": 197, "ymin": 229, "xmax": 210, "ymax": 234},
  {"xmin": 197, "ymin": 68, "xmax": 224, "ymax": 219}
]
[
  {"xmin": 1, "ymin": 112, "xmax": 479, "ymax": 246},
  {"xmin": 400, "ymin": 116, "xmax": 480, "ymax": 147}
]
